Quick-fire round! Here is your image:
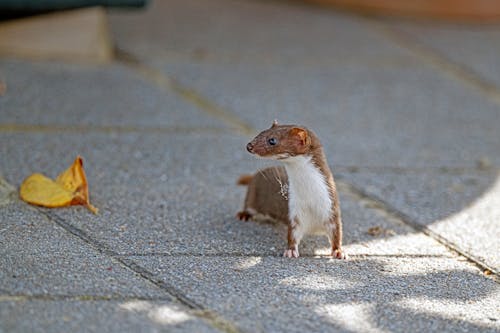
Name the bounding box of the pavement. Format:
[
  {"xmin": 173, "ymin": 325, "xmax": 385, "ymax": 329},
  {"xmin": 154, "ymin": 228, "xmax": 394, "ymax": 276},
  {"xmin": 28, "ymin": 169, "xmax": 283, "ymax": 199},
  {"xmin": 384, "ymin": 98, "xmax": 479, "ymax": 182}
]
[{"xmin": 1, "ymin": 0, "xmax": 499, "ymax": 332}]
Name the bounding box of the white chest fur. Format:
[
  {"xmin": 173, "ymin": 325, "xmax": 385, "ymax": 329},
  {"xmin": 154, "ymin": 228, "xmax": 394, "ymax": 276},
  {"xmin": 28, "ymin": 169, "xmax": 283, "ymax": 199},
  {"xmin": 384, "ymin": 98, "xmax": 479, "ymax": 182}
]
[{"xmin": 283, "ymin": 155, "xmax": 332, "ymax": 234}]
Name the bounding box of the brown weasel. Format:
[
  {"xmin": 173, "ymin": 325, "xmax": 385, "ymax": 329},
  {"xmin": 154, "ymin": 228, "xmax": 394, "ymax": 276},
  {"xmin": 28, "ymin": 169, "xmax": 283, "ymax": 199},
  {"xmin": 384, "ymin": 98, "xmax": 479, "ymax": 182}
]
[{"xmin": 237, "ymin": 121, "xmax": 346, "ymax": 259}]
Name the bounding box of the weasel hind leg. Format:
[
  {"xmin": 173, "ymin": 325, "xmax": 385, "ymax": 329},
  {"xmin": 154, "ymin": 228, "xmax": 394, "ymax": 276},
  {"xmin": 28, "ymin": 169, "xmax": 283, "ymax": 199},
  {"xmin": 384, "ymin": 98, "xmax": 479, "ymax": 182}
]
[
  {"xmin": 237, "ymin": 174, "xmax": 258, "ymax": 222},
  {"xmin": 236, "ymin": 210, "xmax": 253, "ymax": 221}
]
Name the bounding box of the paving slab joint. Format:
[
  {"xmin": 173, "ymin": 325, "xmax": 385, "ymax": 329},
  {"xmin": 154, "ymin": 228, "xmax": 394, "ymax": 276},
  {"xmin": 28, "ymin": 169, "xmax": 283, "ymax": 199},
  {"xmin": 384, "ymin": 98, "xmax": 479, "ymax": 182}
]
[
  {"xmin": 111, "ymin": 258, "xmax": 243, "ymax": 333},
  {"xmin": 39, "ymin": 209, "xmax": 241, "ymax": 332},
  {"xmin": 0, "ymin": 294, "xmax": 172, "ymax": 302},
  {"xmin": 116, "ymin": 257, "xmax": 202, "ymax": 309},
  {"xmin": 337, "ymin": 180, "xmax": 499, "ymax": 280},
  {"xmin": 364, "ymin": 18, "xmax": 500, "ymax": 106},
  {"xmin": 0, "ymin": 123, "xmax": 239, "ymax": 135},
  {"xmin": 113, "ymin": 47, "xmax": 256, "ymax": 136},
  {"xmin": 43, "ymin": 210, "xmax": 118, "ymax": 257}
]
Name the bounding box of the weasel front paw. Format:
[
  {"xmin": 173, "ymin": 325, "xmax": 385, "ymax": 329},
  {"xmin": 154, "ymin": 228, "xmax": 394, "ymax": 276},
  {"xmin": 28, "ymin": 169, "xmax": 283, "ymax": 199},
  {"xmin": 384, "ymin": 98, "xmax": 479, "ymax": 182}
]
[
  {"xmin": 236, "ymin": 211, "xmax": 252, "ymax": 221},
  {"xmin": 332, "ymin": 249, "xmax": 347, "ymax": 260},
  {"xmin": 283, "ymin": 248, "xmax": 300, "ymax": 258}
]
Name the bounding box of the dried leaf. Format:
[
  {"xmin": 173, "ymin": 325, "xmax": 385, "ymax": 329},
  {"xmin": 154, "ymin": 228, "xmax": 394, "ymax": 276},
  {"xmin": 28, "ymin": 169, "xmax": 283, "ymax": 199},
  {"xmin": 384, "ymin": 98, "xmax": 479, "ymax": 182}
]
[
  {"xmin": 367, "ymin": 226, "xmax": 383, "ymax": 236},
  {"xmin": 367, "ymin": 226, "xmax": 396, "ymax": 237},
  {"xmin": 56, "ymin": 156, "xmax": 89, "ymax": 197},
  {"xmin": 20, "ymin": 156, "xmax": 98, "ymax": 213},
  {"xmin": 476, "ymin": 157, "xmax": 492, "ymax": 171},
  {"xmin": 20, "ymin": 173, "xmax": 75, "ymax": 207}
]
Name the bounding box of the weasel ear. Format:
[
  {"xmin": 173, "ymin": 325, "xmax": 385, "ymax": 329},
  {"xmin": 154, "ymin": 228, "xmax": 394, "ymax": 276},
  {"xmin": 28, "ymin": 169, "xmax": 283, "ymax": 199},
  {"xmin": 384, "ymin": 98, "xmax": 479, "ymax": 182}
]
[
  {"xmin": 289, "ymin": 127, "xmax": 309, "ymax": 146},
  {"xmin": 271, "ymin": 119, "xmax": 279, "ymax": 128}
]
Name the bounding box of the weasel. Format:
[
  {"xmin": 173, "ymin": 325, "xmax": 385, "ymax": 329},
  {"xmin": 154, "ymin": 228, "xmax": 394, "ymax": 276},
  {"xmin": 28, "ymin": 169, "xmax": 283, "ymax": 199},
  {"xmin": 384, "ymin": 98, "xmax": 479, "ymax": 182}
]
[{"xmin": 237, "ymin": 120, "xmax": 346, "ymax": 259}]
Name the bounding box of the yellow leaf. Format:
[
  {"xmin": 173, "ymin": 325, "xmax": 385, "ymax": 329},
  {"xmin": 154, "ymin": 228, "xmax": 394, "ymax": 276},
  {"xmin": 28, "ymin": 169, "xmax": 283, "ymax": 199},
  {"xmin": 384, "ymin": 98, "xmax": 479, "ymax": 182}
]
[
  {"xmin": 56, "ymin": 155, "xmax": 88, "ymax": 194},
  {"xmin": 20, "ymin": 173, "xmax": 74, "ymax": 207},
  {"xmin": 19, "ymin": 156, "xmax": 98, "ymax": 214}
]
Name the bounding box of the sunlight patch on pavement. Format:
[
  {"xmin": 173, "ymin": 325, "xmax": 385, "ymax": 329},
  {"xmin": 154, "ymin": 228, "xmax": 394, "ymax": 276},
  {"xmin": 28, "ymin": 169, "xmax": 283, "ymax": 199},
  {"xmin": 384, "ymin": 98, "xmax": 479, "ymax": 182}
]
[
  {"xmin": 120, "ymin": 301, "xmax": 192, "ymax": 325},
  {"xmin": 316, "ymin": 303, "xmax": 388, "ymax": 333},
  {"xmin": 232, "ymin": 257, "xmax": 262, "ymax": 271}
]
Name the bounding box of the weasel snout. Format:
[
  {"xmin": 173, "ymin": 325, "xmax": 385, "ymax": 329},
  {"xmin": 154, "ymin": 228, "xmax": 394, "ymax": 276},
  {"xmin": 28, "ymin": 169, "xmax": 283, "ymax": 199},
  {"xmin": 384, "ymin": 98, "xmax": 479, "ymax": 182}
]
[{"xmin": 246, "ymin": 142, "xmax": 254, "ymax": 153}]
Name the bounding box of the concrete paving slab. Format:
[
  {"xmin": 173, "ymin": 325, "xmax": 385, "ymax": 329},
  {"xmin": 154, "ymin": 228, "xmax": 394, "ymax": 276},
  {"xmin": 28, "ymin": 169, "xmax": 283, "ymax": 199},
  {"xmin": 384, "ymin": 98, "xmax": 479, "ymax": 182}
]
[
  {"xmin": 344, "ymin": 170, "xmax": 500, "ymax": 271},
  {"xmin": 0, "ymin": 299, "xmax": 221, "ymax": 333},
  {"xmin": 1, "ymin": 1, "xmax": 499, "ymax": 331},
  {"xmin": 0, "ymin": 131, "xmax": 276, "ymax": 255},
  {"xmin": 392, "ymin": 22, "xmax": 500, "ymax": 88},
  {"xmin": 108, "ymin": 0, "xmax": 415, "ymax": 66},
  {"xmin": 108, "ymin": 0, "xmax": 500, "ymax": 170},
  {"xmin": 0, "ymin": 202, "xmax": 168, "ymax": 298},
  {"xmin": 52, "ymin": 179, "xmax": 442, "ymax": 258},
  {"xmin": 0, "ymin": 131, "xmax": 250, "ymax": 190},
  {"xmin": 156, "ymin": 61, "xmax": 500, "ymax": 168},
  {"xmin": 0, "ymin": 59, "xmax": 226, "ymax": 129},
  {"xmin": 130, "ymin": 253, "xmax": 499, "ymax": 333},
  {"xmin": 0, "ymin": 176, "xmax": 16, "ymax": 206},
  {"xmin": 0, "ymin": 131, "xmax": 441, "ymax": 258}
]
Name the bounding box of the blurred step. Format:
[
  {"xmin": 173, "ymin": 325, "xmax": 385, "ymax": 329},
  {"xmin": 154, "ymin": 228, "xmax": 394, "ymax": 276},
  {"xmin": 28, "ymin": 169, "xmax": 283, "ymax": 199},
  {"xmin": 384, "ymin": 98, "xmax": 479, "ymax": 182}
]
[{"xmin": 0, "ymin": 7, "xmax": 113, "ymax": 63}]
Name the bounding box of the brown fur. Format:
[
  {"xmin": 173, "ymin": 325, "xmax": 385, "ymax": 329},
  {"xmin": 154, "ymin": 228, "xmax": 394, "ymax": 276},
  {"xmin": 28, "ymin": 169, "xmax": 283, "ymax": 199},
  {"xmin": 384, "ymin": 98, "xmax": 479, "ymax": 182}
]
[
  {"xmin": 236, "ymin": 174, "xmax": 253, "ymax": 186},
  {"xmin": 237, "ymin": 122, "xmax": 345, "ymax": 259},
  {"xmin": 236, "ymin": 166, "xmax": 289, "ymax": 223}
]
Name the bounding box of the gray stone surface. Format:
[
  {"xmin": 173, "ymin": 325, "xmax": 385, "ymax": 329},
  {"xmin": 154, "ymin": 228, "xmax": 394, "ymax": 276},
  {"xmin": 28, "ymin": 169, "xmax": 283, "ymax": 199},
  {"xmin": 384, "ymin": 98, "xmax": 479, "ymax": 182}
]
[
  {"xmin": 393, "ymin": 22, "xmax": 500, "ymax": 88},
  {"xmin": 109, "ymin": 0, "xmax": 500, "ymax": 171},
  {"xmin": 0, "ymin": 131, "xmax": 248, "ymax": 189},
  {"xmin": 109, "ymin": 0, "xmax": 414, "ymax": 66},
  {"xmin": 1, "ymin": 0, "xmax": 499, "ymax": 331},
  {"xmin": 155, "ymin": 62, "xmax": 500, "ymax": 169},
  {"xmin": 0, "ymin": 299, "xmax": 220, "ymax": 333},
  {"xmin": 0, "ymin": 131, "xmax": 275, "ymax": 255},
  {"xmin": 344, "ymin": 170, "xmax": 500, "ymax": 271},
  {"xmin": 0, "ymin": 132, "xmax": 416, "ymax": 257},
  {"xmin": 0, "ymin": 202, "xmax": 167, "ymax": 298},
  {"xmin": 0, "ymin": 59, "xmax": 226, "ymax": 130},
  {"xmin": 132, "ymin": 254, "xmax": 499, "ymax": 333},
  {"xmin": 0, "ymin": 176, "xmax": 16, "ymax": 206}
]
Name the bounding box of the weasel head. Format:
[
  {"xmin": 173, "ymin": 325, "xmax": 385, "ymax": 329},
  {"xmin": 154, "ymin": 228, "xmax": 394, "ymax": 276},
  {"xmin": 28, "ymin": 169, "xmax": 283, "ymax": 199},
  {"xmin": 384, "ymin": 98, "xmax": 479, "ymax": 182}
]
[{"xmin": 246, "ymin": 121, "xmax": 313, "ymax": 160}]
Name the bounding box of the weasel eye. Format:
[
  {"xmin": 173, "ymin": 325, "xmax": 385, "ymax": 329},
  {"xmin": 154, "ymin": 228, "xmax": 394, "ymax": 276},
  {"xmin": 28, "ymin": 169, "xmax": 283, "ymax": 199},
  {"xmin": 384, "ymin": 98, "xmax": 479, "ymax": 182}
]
[{"xmin": 268, "ymin": 137, "xmax": 278, "ymax": 146}]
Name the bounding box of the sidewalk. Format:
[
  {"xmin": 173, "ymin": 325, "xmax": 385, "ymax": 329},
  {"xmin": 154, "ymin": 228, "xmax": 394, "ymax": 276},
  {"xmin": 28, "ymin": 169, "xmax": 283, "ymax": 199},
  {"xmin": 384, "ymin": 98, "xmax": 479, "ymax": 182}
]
[{"xmin": 1, "ymin": 0, "xmax": 499, "ymax": 332}]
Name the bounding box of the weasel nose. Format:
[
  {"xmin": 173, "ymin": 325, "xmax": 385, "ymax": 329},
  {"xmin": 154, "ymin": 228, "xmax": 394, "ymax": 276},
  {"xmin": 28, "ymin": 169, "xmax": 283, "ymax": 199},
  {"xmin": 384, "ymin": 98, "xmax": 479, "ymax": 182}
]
[{"xmin": 246, "ymin": 142, "xmax": 254, "ymax": 153}]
